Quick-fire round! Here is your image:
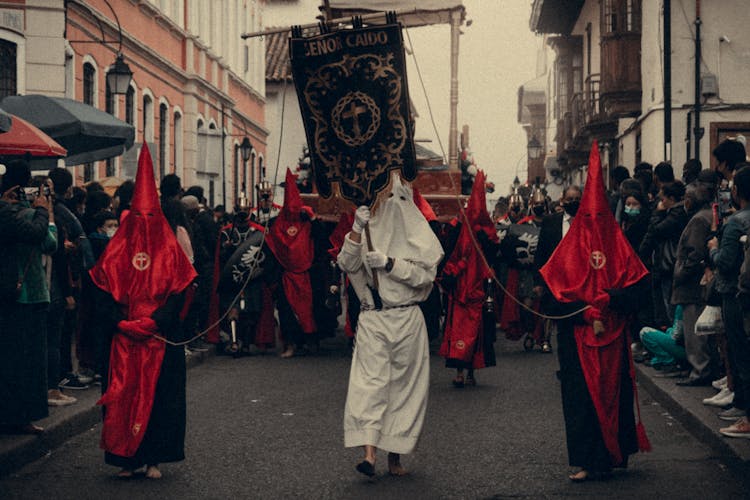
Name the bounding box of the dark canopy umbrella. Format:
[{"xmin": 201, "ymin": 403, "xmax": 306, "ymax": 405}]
[
  {"xmin": 0, "ymin": 107, "xmax": 11, "ymax": 133},
  {"xmin": 1, "ymin": 95, "xmax": 134, "ymax": 166}
]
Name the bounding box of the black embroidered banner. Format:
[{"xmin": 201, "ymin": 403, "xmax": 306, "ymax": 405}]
[{"xmin": 289, "ymin": 22, "xmax": 417, "ymax": 206}]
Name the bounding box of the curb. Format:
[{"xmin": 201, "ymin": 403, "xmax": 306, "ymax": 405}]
[
  {"xmin": 0, "ymin": 347, "xmax": 214, "ymax": 478},
  {"xmin": 635, "ymin": 363, "xmax": 750, "ymax": 463}
]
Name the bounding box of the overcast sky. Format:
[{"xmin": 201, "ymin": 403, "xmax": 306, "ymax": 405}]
[
  {"xmin": 264, "ymin": 1, "xmax": 541, "ymax": 200},
  {"xmin": 404, "ymin": 0, "xmax": 541, "ymax": 200}
]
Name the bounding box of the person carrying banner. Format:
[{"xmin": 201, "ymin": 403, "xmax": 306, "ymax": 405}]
[
  {"xmin": 540, "ymin": 141, "xmax": 651, "ymax": 482},
  {"xmin": 440, "ymin": 170, "xmax": 499, "ymax": 387},
  {"xmin": 89, "ymin": 145, "xmax": 196, "ymax": 479},
  {"xmin": 338, "ymin": 175, "xmax": 443, "ymax": 478}
]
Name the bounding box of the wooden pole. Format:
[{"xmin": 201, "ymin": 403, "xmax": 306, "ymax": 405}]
[
  {"xmin": 364, "ymin": 225, "xmax": 380, "ymax": 289},
  {"xmin": 448, "ymin": 9, "xmax": 461, "ymax": 169}
]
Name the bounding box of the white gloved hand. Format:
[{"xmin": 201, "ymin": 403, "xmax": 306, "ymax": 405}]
[
  {"xmin": 365, "ymin": 250, "xmax": 389, "ymax": 269},
  {"xmin": 352, "ymin": 205, "xmax": 371, "ymax": 233}
]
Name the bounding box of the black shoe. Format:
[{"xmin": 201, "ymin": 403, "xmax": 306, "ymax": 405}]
[
  {"xmin": 676, "ymin": 377, "xmax": 712, "ymax": 387},
  {"xmin": 356, "ymin": 460, "xmax": 376, "ymax": 477},
  {"xmin": 59, "ymin": 376, "xmax": 89, "ymax": 391}
]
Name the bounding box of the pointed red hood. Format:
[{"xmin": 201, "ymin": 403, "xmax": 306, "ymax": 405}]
[
  {"xmin": 540, "ymin": 141, "xmax": 647, "ymax": 309},
  {"xmin": 89, "ymin": 144, "xmax": 197, "ymax": 319},
  {"xmin": 466, "ymin": 170, "xmax": 497, "ymax": 241},
  {"xmin": 266, "ymin": 168, "xmax": 314, "ymax": 273},
  {"xmin": 413, "ymin": 186, "xmax": 437, "ymax": 222}
]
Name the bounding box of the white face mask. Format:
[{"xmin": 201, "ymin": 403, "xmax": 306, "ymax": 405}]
[{"xmin": 105, "ymin": 228, "xmax": 117, "ymax": 238}]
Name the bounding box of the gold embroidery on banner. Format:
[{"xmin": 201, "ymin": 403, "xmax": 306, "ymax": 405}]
[{"xmin": 303, "ymin": 52, "xmax": 407, "ymax": 203}]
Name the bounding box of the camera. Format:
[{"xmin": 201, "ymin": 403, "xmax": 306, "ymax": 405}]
[{"xmin": 18, "ymin": 185, "xmax": 50, "ymax": 201}]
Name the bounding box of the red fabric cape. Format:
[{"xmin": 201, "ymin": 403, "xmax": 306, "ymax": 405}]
[
  {"xmin": 90, "ymin": 144, "xmax": 196, "ymax": 457},
  {"xmin": 540, "ymin": 141, "xmax": 649, "ymax": 462},
  {"xmin": 439, "ymin": 171, "xmax": 498, "ymax": 366},
  {"xmin": 265, "ymin": 169, "xmax": 316, "ymax": 333}
]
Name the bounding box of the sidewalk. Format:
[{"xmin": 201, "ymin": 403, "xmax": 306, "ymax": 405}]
[
  {"xmin": 0, "ymin": 348, "xmax": 214, "ymax": 478},
  {"xmin": 635, "ymin": 362, "xmax": 750, "ymax": 463}
]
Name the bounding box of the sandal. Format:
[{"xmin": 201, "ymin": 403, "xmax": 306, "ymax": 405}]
[
  {"xmin": 356, "ymin": 460, "xmax": 376, "ymax": 477},
  {"xmin": 452, "ymin": 375, "xmax": 465, "ymax": 388}
]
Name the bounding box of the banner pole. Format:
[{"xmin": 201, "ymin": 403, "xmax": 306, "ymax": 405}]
[
  {"xmin": 364, "ymin": 225, "xmax": 380, "ymax": 290},
  {"xmin": 241, "ymin": 8, "xmax": 425, "ymax": 39}
]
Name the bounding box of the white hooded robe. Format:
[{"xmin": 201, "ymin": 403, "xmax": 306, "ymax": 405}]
[{"xmin": 338, "ymin": 177, "xmax": 443, "ymax": 454}]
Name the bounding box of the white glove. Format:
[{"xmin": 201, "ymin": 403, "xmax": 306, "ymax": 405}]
[
  {"xmin": 352, "ymin": 205, "xmax": 370, "ymax": 233},
  {"xmin": 365, "ymin": 251, "xmax": 389, "ymax": 269}
]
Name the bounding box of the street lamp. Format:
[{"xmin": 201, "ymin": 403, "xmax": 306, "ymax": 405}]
[
  {"xmin": 527, "ymin": 136, "xmax": 543, "ymax": 160},
  {"xmin": 240, "ymin": 137, "xmax": 253, "ymax": 162},
  {"xmin": 106, "ymin": 54, "xmax": 133, "ymax": 95},
  {"xmin": 69, "ymin": 0, "xmax": 133, "ymax": 94}
]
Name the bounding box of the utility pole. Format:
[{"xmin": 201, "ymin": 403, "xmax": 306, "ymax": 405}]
[
  {"xmin": 664, "ymin": 0, "xmax": 672, "ymax": 162},
  {"xmin": 694, "ymin": 0, "xmax": 702, "ymax": 162}
]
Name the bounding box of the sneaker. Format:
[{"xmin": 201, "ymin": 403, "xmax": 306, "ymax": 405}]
[
  {"xmin": 48, "ymin": 390, "xmax": 77, "ymax": 406},
  {"xmin": 703, "ymin": 387, "xmax": 734, "ymax": 407},
  {"xmin": 712, "ymin": 376, "xmax": 728, "ymax": 390},
  {"xmin": 58, "ymin": 376, "xmax": 89, "ymax": 391},
  {"xmin": 75, "ymin": 372, "xmax": 94, "ymax": 385},
  {"xmin": 718, "ymin": 407, "xmax": 747, "ymax": 421},
  {"xmin": 719, "ymin": 417, "xmax": 750, "ymax": 438}
]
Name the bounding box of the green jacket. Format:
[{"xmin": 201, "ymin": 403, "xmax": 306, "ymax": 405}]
[{"xmin": 4, "ymin": 203, "xmax": 57, "ymax": 304}]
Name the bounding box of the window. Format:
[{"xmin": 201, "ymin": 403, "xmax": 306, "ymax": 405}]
[
  {"xmin": 602, "ymin": 0, "xmax": 641, "ymax": 34},
  {"xmin": 142, "ymin": 94, "xmax": 153, "ymax": 142},
  {"xmin": 83, "ymin": 62, "xmax": 96, "ymax": 105},
  {"xmin": 105, "ymin": 84, "xmax": 116, "ymax": 176},
  {"xmin": 159, "ymin": 103, "xmax": 168, "ymax": 179},
  {"xmin": 173, "ymin": 111, "xmax": 182, "ymax": 174},
  {"xmin": 0, "ymin": 39, "xmax": 17, "ymax": 99},
  {"xmin": 125, "ymin": 86, "xmax": 135, "ymax": 125}
]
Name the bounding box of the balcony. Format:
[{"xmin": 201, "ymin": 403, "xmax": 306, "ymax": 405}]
[{"xmin": 558, "ymin": 74, "xmax": 617, "ymax": 164}]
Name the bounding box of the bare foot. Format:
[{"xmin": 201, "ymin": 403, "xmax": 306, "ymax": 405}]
[
  {"xmin": 388, "ymin": 453, "xmax": 408, "ymax": 476},
  {"xmin": 568, "ymin": 469, "xmax": 588, "ymax": 482},
  {"xmin": 145, "ymin": 466, "xmax": 162, "ymax": 479},
  {"xmin": 117, "ymin": 468, "xmax": 134, "ymax": 479},
  {"xmin": 280, "ymin": 346, "xmax": 295, "ymax": 358}
]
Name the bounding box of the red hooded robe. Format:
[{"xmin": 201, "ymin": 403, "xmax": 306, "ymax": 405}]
[
  {"xmin": 439, "ymin": 170, "xmax": 499, "ymax": 368},
  {"xmin": 540, "ymin": 141, "xmax": 650, "ymax": 464},
  {"xmin": 90, "ymin": 145, "xmax": 196, "ymax": 457},
  {"xmin": 265, "ymin": 169, "xmax": 316, "ymax": 333}
]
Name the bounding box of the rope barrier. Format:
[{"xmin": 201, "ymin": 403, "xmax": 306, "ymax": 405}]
[
  {"xmin": 154, "ymin": 79, "xmax": 290, "ymax": 347},
  {"xmin": 403, "ymin": 27, "xmax": 589, "ymax": 322}
]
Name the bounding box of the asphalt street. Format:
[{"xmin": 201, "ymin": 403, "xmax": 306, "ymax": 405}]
[{"xmin": 2, "ymin": 336, "xmax": 749, "ymax": 500}]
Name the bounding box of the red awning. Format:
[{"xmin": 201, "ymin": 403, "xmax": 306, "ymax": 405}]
[{"xmin": 0, "ymin": 114, "xmax": 67, "ymax": 157}]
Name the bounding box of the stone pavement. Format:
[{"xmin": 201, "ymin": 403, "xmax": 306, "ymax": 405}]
[{"xmin": 1, "ymin": 338, "xmax": 749, "ymax": 479}]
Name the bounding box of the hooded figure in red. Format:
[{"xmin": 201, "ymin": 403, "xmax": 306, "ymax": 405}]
[
  {"xmin": 540, "ymin": 141, "xmax": 650, "ymax": 478},
  {"xmin": 265, "ymin": 169, "xmax": 317, "ymax": 342},
  {"xmin": 439, "ymin": 170, "xmax": 499, "ymax": 383},
  {"xmin": 90, "ymin": 144, "xmax": 196, "ymax": 470}
]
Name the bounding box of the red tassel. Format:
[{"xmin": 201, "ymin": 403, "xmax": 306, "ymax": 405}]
[{"xmin": 636, "ymin": 422, "xmax": 652, "ymax": 452}]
